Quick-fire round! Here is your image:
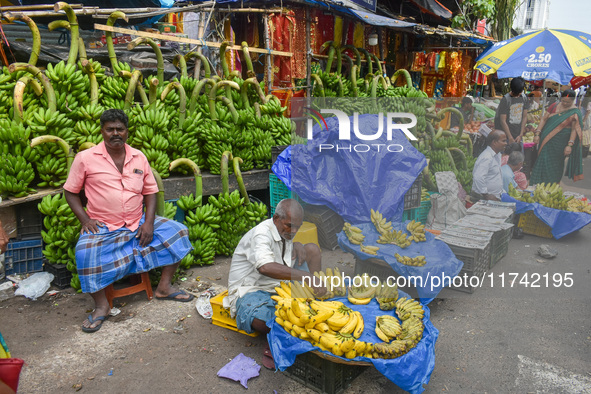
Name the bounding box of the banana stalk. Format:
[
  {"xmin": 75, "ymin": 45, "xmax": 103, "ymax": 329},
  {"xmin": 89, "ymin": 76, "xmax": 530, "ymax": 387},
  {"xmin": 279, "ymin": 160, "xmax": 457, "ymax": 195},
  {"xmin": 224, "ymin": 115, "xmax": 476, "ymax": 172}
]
[
  {"xmin": 8, "ymin": 63, "xmax": 56, "ymax": 112},
  {"xmin": 422, "ymin": 165, "xmax": 437, "ymax": 191},
  {"xmin": 209, "ymin": 81, "xmax": 240, "ymax": 121},
  {"xmin": 221, "ymin": 151, "xmax": 233, "ymax": 194},
  {"xmin": 173, "ymin": 54, "xmax": 188, "ymax": 79},
  {"xmin": 241, "ymin": 41, "xmax": 256, "ymax": 78},
  {"xmin": 13, "ymin": 76, "xmax": 42, "ymax": 124},
  {"xmin": 31, "ymin": 135, "xmax": 74, "ymax": 173},
  {"xmin": 444, "ymin": 148, "xmax": 458, "ymax": 172},
  {"xmin": 105, "ymin": 11, "xmax": 129, "ymax": 72},
  {"xmin": 311, "ymin": 74, "xmax": 325, "ymax": 97},
  {"xmin": 358, "ymin": 47, "xmax": 373, "ymax": 75},
  {"xmin": 47, "ymin": 20, "xmax": 87, "ymax": 63},
  {"xmin": 217, "ymin": 96, "xmax": 239, "ymax": 124},
  {"xmin": 350, "ymin": 65, "xmax": 359, "ymax": 97},
  {"xmin": 240, "ymin": 77, "xmax": 265, "ymax": 110},
  {"xmin": 148, "ymin": 76, "xmax": 159, "ymax": 104},
  {"xmin": 426, "ymin": 122, "xmax": 436, "ymax": 140},
  {"xmin": 447, "ymin": 147, "xmax": 467, "ymax": 170},
  {"xmin": 437, "ymin": 107, "xmax": 464, "ymax": 141},
  {"xmin": 232, "ymin": 157, "xmax": 249, "ymax": 204},
  {"xmin": 335, "ymin": 45, "xmax": 343, "ymax": 75},
  {"xmin": 80, "ymin": 59, "xmax": 98, "ymax": 105},
  {"xmin": 161, "ymin": 81, "xmax": 187, "ymax": 126},
  {"xmin": 219, "ymin": 41, "xmax": 231, "ymax": 78},
  {"xmin": 122, "ymin": 70, "xmax": 144, "ymax": 110},
  {"xmin": 54, "ymin": 2, "xmax": 80, "ymax": 65},
  {"xmin": 371, "ymin": 53, "xmax": 384, "ymax": 77},
  {"xmin": 391, "ymin": 69, "xmax": 413, "ymax": 88},
  {"xmin": 151, "ymin": 168, "xmax": 165, "ymax": 216},
  {"xmin": 189, "ymin": 77, "xmax": 215, "ymax": 114},
  {"xmin": 127, "ymin": 37, "xmax": 164, "ymax": 84},
  {"xmin": 78, "ymin": 142, "xmax": 96, "ymax": 151},
  {"xmin": 371, "ymin": 75, "xmax": 388, "ymax": 98},
  {"xmin": 3, "ymin": 13, "xmax": 41, "ymax": 66},
  {"xmin": 185, "ymin": 51, "xmax": 211, "ymax": 79},
  {"xmin": 341, "ymin": 45, "xmax": 361, "ymax": 77},
  {"xmin": 320, "ymin": 41, "xmax": 335, "ymax": 73},
  {"xmin": 170, "ymin": 158, "xmax": 202, "ymax": 206}
]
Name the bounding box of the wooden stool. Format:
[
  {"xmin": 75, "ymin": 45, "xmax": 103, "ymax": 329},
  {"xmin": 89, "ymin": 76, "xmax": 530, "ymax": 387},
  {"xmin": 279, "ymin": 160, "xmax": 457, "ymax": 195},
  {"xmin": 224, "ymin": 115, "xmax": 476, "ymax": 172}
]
[{"xmin": 104, "ymin": 272, "xmax": 153, "ymax": 308}]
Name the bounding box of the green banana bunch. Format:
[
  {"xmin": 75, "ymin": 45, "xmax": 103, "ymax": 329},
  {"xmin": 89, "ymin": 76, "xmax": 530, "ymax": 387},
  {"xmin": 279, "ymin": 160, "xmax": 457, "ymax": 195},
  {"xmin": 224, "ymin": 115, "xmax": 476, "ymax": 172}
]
[
  {"xmin": 99, "ymin": 75, "xmax": 129, "ymax": 109},
  {"xmin": 73, "ymin": 103, "xmax": 105, "ymax": 146},
  {"xmin": 0, "ymin": 119, "xmax": 38, "ymax": 197},
  {"xmin": 38, "ymin": 193, "xmax": 81, "ymax": 268},
  {"xmin": 163, "ymin": 201, "xmax": 177, "ymax": 220},
  {"xmin": 43, "ymin": 61, "xmax": 91, "ymax": 117},
  {"xmin": 209, "ymin": 190, "xmax": 247, "ymax": 256},
  {"xmin": 70, "ymin": 273, "xmax": 82, "ymax": 292}
]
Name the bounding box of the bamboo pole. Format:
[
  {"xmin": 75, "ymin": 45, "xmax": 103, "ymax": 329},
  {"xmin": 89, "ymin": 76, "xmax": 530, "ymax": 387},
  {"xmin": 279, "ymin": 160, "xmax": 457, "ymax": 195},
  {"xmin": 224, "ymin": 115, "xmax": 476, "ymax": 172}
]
[
  {"xmin": 263, "ymin": 13, "xmax": 273, "ymax": 90},
  {"xmin": 306, "ymin": 5, "xmax": 311, "ymax": 99},
  {"xmin": 96, "ymin": 24, "xmax": 293, "ymax": 57},
  {"xmin": 0, "ymin": 4, "xmax": 83, "ymax": 11}
]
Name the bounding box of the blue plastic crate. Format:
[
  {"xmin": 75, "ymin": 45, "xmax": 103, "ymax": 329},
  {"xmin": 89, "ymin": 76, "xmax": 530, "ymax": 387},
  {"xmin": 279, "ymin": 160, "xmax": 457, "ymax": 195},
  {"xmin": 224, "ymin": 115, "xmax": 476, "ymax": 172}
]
[
  {"xmin": 165, "ymin": 199, "xmax": 186, "ymax": 223},
  {"xmin": 402, "ymin": 207, "xmax": 420, "ymax": 222},
  {"xmin": 269, "ymin": 174, "xmax": 293, "ymax": 215},
  {"xmin": 5, "ymin": 237, "xmax": 44, "ymax": 275}
]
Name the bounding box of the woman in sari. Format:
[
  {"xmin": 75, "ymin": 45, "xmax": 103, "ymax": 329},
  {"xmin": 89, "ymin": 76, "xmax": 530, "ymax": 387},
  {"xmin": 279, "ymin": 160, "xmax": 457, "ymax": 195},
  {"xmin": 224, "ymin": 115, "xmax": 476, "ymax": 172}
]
[{"xmin": 530, "ymin": 90, "xmax": 584, "ymax": 185}]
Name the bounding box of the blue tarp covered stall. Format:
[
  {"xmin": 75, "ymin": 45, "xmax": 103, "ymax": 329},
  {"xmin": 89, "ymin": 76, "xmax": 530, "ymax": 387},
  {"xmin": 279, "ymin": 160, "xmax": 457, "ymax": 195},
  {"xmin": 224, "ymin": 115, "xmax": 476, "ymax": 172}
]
[{"xmin": 501, "ymin": 194, "xmax": 591, "ymax": 239}]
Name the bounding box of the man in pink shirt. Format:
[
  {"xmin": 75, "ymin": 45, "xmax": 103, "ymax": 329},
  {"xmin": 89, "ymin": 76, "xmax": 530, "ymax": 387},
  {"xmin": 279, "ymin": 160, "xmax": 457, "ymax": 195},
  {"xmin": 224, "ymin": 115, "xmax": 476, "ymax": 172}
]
[{"xmin": 64, "ymin": 109, "xmax": 193, "ymax": 333}]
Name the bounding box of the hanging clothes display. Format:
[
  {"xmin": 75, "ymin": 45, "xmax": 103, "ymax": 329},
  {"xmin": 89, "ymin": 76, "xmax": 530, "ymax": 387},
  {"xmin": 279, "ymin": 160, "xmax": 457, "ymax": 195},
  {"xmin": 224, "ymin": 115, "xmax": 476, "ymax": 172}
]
[
  {"xmin": 224, "ymin": 18, "xmax": 241, "ymax": 74},
  {"xmin": 269, "ymin": 11, "xmax": 296, "ymax": 87}
]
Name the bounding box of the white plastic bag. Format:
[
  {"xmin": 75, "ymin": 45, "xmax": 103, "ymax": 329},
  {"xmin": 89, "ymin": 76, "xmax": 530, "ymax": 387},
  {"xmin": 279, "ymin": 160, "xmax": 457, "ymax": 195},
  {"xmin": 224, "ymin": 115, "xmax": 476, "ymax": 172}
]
[
  {"xmin": 14, "ymin": 272, "xmax": 54, "ymax": 300},
  {"xmin": 195, "ymin": 290, "xmax": 213, "ymax": 319}
]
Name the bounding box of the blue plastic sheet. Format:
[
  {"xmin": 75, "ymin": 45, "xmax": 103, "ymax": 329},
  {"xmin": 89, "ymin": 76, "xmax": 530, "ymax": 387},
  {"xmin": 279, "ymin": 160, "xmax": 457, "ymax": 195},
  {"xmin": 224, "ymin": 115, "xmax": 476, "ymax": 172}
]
[
  {"xmin": 337, "ymin": 222, "xmax": 464, "ymax": 303},
  {"xmin": 290, "ymin": 114, "xmax": 427, "ymax": 223},
  {"xmin": 266, "ymin": 291, "xmax": 439, "ymax": 394},
  {"xmin": 271, "ymin": 145, "xmax": 292, "ymax": 190},
  {"xmin": 501, "ymin": 194, "xmax": 591, "ymax": 239}
]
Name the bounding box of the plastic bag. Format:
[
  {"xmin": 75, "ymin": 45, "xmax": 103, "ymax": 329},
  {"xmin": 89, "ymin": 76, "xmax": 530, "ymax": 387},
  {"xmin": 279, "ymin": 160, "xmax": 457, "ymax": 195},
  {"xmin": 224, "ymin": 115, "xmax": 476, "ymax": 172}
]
[
  {"xmin": 427, "ymin": 172, "xmax": 467, "ymax": 230},
  {"xmin": 14, "ymin": 272, "xmax": 54, "ymax": 300},
  {"xmin": 195, "ymin": 290, "xmax": 213, "ymax": 319}
]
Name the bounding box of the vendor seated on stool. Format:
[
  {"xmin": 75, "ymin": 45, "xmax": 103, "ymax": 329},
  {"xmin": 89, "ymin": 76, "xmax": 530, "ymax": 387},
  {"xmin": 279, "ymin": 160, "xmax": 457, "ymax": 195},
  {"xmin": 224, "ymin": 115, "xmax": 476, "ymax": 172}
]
[
  {"xmin": 63, "ymin": 109, "xmax": 194, "ymax": 334},
  {"xmin": 224, "ymin": 198, "xmax": 323, "ymax": 370},
  {"xmin": 470, "ymin": 129, "xmax": 508, "ymax": 202}
]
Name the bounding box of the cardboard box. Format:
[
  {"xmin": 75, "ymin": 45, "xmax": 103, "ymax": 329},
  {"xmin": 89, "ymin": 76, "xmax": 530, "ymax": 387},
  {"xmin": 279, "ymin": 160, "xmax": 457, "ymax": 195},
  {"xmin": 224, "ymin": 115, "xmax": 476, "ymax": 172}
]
[{"xmin": 158, "ymin": 23, "xmax": 176, "ymax": 33}]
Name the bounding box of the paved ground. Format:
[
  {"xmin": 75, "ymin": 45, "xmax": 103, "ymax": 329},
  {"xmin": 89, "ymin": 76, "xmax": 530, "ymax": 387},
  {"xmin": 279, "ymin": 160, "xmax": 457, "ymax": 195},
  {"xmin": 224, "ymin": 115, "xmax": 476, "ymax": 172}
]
[{"xmin": 1, "ymin": 158, "xmax": 590, "ymax": 393}]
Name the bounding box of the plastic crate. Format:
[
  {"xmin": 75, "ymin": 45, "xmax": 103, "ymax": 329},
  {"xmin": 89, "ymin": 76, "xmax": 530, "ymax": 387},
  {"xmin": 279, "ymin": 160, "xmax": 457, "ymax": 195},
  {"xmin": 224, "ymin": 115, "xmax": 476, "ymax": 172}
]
[
  {"xmin": 303, "ymin": 205, "xmax": 344, "ymax": 250},
  {"xmin": 445, "ymin": 242, "xmax": 491, "ymax": 293},
  {"xmin": 210, "ymin": 290, "xmax": 259, "ymax": 337},
  {"xmin": 164, "ymin": 199, "xmax": 185, "ymax": 223},
  {"xmin": 517, "ymin": 211, "xmax": 553, "ymax": 239},
  {"xmin": 272, "ymin": 145, "xmax": 289, "ymax": 165},
  {"xmin": 269, "ymin": 174, "xmax": 293, "ymax": 216},
  {"xmin": 403, "ymin": 174, "xmax": 423, "ymax": 210},
  {"xmin": 402, "ymin": 207, "xmax": 420, "ymax": 222},
  {"xmin": 283, "ymin": 351, "xmax": 368, "ymax": 394},
  {"xmin": 5, "ymin": 237, "xmax": 44, "ymax": 275},
  {"xmin": 16, "ymin": 201, "xmax": 43, "ymax": 240},
  {"xmin": 354, "ymin": 257, "xmax": 397, "ymax": 278},
  {"xmin": 489, "ymin": 227, "xmax": 512, "ymax": 268},
  {"xmin": 44, "ymin": 261, "xmax": 72, "ymax": 289}
]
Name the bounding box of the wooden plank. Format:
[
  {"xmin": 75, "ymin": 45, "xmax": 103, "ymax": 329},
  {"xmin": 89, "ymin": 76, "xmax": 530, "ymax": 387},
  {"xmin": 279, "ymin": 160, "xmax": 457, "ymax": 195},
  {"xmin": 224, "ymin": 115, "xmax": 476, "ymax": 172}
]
[
  {"xmin": 95, "ymin": 24, "xmax": 293, "ymax": 57},
  {"xmin": 0, "ymin": 188, "xmax": 62, "ymax": 209}
]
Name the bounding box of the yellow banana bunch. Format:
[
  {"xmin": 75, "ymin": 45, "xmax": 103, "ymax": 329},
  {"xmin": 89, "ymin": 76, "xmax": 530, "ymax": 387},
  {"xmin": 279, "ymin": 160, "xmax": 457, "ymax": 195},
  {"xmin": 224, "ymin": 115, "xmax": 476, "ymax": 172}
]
[
  {"xmin": 395, "ymin": 297, "xmax": 425, "ymax": 320},
  {"xmin": 394, "ymin": 253, "xmax": 427, "ymax": 267},
  {"xmin": 360, "ymin": 244, "xmax": 380, "ymax": 255},
  {"xmin": 406, "ymin": 220, "xmax": 426, "ymax": 242},
  {"xmin": 372, "ymin": 340, "xmax": 409, "ymax": 359},
  {"xmin": 377, "ymin": 229, "xmax": 411, "ymax": 248},
  {"xmin": 313, "ymin": 267, "xmax": 347, "ymax": 298},
  {"xmin": 370, "ymin": 209, "xmax": 393, "ymax": 235},
  {"xmin": 567, "ymin": 198, "xmax": 591, "ymax": 214},
  {"xmin": 348, "ymin": 274, "xmax": 379, "ymax": 301},
  {"xmin": 375, "ymin": 315, "xmax": 402, "ymax": 343},
  {"xmin": 343, "ymin": 222, "xmax": 365, "ymax": 245}
]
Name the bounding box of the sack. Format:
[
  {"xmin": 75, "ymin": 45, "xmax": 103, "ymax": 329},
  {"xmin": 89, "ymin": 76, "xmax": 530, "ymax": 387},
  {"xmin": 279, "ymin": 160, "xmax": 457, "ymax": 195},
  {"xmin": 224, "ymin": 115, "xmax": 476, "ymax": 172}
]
[
  {"xmin": 0, "ymin": 358, "xmax": 24, "ymax": 392},
  {"xmin": 427, "ymin": 172, "xmax": 467, "ymax": 230}
]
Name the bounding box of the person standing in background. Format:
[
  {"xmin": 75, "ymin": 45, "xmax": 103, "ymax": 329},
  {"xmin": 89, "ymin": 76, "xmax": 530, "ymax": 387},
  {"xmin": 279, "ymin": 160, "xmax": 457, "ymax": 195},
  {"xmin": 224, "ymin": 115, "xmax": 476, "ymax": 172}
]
[{"xmin": 495, "ymin": 77, "xmax": 529, "ymax": 150}]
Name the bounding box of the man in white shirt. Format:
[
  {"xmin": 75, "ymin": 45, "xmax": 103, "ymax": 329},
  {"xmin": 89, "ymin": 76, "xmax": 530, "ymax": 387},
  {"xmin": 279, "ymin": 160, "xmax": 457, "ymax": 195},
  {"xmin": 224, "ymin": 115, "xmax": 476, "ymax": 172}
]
[
  {"xmin": 471, "ymin": 130, "xmax": 508, "ymax": 201},
  {"xmin": 225, "ymin": 199, "xmax": 322, "ymax": 368}
]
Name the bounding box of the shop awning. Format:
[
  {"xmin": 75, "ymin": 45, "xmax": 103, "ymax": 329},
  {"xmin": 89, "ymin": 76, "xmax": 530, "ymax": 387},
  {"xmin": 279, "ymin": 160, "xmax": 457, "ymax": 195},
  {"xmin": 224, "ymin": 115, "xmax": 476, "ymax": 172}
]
[
  {"xmin": 407, "ymin": 0, "xmax": 452, "ymax": 19},
  {"xmin": 349, "ymin": 9, "xmax": 416, "ymax": 28}
]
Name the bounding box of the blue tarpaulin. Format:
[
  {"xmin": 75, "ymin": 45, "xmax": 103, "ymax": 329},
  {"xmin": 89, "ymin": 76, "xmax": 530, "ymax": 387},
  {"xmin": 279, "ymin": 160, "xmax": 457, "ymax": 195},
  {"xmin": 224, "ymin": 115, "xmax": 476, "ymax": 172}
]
[
  {"xmin": 289, "ymin": 113, "xmax": 427, "ymax": 224},
  {"xmin": 337, "ymin": 221, "xmax": 464, "ymax": 303},
  {"xmin": 267, "ymin": 291, "xmax": 439, "ymax": 394},
  {"xmin": 501, "ymin": 194, "xmax": 591, "ymax": 239}
]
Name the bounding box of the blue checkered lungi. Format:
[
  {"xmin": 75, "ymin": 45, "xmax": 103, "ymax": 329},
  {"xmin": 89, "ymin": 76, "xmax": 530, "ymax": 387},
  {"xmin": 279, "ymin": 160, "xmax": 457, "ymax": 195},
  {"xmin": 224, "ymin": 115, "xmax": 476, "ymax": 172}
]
[{"xmin": 75, "ymin": 214, "xmax": 192, "ymax": 293}]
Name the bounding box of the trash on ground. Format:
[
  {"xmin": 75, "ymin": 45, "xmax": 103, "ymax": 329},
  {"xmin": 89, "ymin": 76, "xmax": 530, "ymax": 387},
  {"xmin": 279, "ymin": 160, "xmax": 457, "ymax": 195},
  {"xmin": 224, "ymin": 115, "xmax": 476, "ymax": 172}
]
[
  {"xmin": 217, "ymin": 353, "xmax": 260, "ymax": 388},
  {"xmin": 537, "ymin": 244, "xmax": 558, "ymax": 259}
]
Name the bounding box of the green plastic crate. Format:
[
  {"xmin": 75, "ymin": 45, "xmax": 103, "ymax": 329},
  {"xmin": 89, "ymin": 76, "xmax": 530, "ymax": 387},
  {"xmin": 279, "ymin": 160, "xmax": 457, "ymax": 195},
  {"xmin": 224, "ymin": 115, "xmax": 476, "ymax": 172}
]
[{"xmin": 269, "ymin": 174, "xmax": 293, "ymax": 215}]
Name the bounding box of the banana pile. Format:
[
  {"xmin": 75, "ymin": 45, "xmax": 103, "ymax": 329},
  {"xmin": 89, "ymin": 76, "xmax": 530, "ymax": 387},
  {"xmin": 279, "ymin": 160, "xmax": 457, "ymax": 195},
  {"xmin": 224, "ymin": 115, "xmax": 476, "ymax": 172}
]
[
  {"xmin": 394, "ymin": 253, "xmax": 427, "ymax": 267},
  {"xmin": 163, "ymin": 201, "xmax": 177, "ymax": 220},
  {"xmin": 406, "ymin": 220, "xmax": 426, "ymax": 242},
  {"xmin": 508, "ymin": 183, "xmax": 590, "ymax": 212},
  {"xmin": 44, "ymin": 61, "xmax": 91, "ymax": 115},
  {"xmin": 37, "ymin": 193, "xmax": 81, "ymax": 291},
  {"xmin": 373, "ymin": 298, "xmax": 424, "ymax": 359},
  {"xmin": 273, "ymin": 281, "xmax": 372, "ymax": 359},
  {"xmin": 348, "ymin": 274, "xmax": 379, "ymax": 305},
  {"xmin": 360, "ymin": 244, "xmax": 380, "ymax": 255},
  {"xmin": 370, "ymin": 209, "xmax": 393, "ymax": 235},
  {"xmin": 375, "ymin": 281, "xmax": 399, "ymax": 310},
  {"xmin": 343, "ymin": 223, "xmax": 365, "ymax": 245},
  {"xmin": 73, "ymin": 104, "xmax": 104, "ymax": 147},
  {"xmin": 209, "ymin": 190, "xmax": 247, "ymax": 256},
  {"xmin": 183, "ymin": 203, "xmax": 220, "ymax": 266},
  {"xmin": 0, "ymin": 120, "xmax": 38, "ymax": 197},
  {"xmin": 312, "ymin": 268, "xmax": 347, "ymax": 300},
  {"xmin": 376, "ymin": 229, "xmax": 411, "ymax": 248}
]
